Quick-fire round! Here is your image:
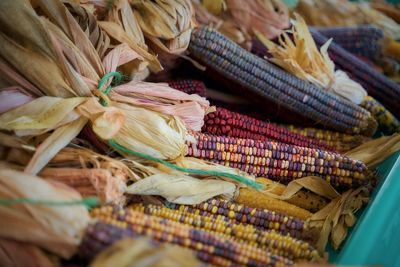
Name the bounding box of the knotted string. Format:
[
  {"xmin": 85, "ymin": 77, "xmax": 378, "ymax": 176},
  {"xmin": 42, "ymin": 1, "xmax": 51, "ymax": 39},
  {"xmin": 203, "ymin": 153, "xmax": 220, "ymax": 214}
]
[{"xmin": 98, "ymin": 72, "xmax": 264, "ymax": 190}]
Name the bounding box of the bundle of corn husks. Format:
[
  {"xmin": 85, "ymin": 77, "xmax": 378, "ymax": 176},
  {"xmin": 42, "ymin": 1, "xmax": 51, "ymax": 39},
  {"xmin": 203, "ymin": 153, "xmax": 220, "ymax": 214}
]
[
  {"xmin": 193, "ymin": 0, "xmax": 290, "ymax": 49},
  {"xmin": 296, "ymin": 0, "xmax": 400, "ymax": 40}
]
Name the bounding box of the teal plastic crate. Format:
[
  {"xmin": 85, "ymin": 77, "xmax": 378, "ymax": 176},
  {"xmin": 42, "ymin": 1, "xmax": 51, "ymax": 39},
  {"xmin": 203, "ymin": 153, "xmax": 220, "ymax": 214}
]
[{"xmin": 329, "ymin": 151, "xmax": 400, "ymax": 266}]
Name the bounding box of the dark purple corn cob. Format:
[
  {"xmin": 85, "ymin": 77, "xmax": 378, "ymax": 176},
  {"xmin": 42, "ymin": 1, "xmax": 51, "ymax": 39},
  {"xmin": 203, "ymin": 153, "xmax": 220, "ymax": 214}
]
[
  {"xmin": 314, "ymin": 25, "xmax": 384, "ymax": 62},
  {"xmin": 188, "ymin": 26, "xmax": 377, "ymax": 136},
  {"xmin": 310, "ymin": 29, "xmax": 400, "ymax": 119}
]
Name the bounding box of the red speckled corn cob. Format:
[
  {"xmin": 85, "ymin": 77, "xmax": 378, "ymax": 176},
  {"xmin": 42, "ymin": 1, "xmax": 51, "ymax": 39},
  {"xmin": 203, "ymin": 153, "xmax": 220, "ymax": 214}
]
[
  {"xmin": 203, "ymin": 107, "xmax": 335, "ymax": 151},
  {"xmin": 168, "ymin": 80, "xmax": 207, "ymax": 97}
]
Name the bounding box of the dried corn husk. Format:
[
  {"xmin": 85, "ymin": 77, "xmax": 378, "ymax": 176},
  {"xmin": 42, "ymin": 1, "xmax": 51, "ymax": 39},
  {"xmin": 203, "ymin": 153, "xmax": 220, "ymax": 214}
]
[
  {"xmin": 126, "ymin": 173, "xmax": 235, "ymax": 204},
  {"xmin": 65, "ymin": 2, "xmax": 111, "ymax": 59},
  {"xmin": 40, "ymin": 168, "xmax": 127, "ymax": 204},
  {"xmin": 110, "ymin": 81, "xmax": 212, "ymax": 131},
  {"xmin": 345, "ymin": 133, "xmax": 400, "ymax": 168},
  {"xmin": 0, "ymin": 169, "xmax": 90, "ymax": 258},
  {"xmin": 89, "ymin": 0, "xmax": 163, "ymax": 76},
  {"xmin": 89, "ymin": 238, "xmax": 202, "ymax": 267},
  {"xmin": 0, "ymin": 0, "xmax": 79, "ymax": 97},
  {"xmin": 131, "ymin": 0, "xmax": 196, "ymax": 64},
  {"xmin": 76, "ymin": 97, "xmax": 189, "ymax": 160},
  {"xmin": 256, "ymin": 14, "xmax": 367, "ymax": 104},
  {"xmin": 0, "ymin": 88, "xmax": 35, "ymax": 114},
  {"xmin": 296, "ymin": 0, "xmax": 400, "ymax": 40},
  {"xmin": 0, "ymin": 239, "xmax": 57, "ymax": 267},
  {"xmin": 226, "ymin": 0, "xmax": 289, "ymax": 40}
]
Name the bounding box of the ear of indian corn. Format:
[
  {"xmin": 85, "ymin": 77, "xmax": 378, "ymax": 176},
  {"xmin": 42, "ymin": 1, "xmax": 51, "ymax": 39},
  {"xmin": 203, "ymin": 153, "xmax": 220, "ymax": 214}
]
[
  {"xmin": 128, "ymin": 203, "xmax": 319, "ymax": 261},
  {"xmin": 360, "ymin": 96, "xmax": 400, "ymax": 135},
  {"xmin": 188, "ymin": 26, "xmax": 377, "ymax": 135},
  {"xmin": 88, "ymin": 206, "xmax": 294, "ymax": 266},
  {"xmin": 280, "ymin": 124, "xmax": 371, "ymax": 153},
  {"xmin": 186, "ymin": 198, "xmax": 320, "ymax": 243},
  {"xmin": 203, "ymin": 107, "xmax": 335, "ymax": 151},
  {"xmin": 254, "ymin": 178, "xmax": 328, "ymax": 213},
  {"xmin": 310, "ymin": 29, "xmax": 400, "ymax": 119},
  {"xmin": 168, "ymin": 80, "xmax": 207, "ymax": 97},
  {"xmin": 187, "ymin": 132, "xmax": 370, "ymax": 189},
  {"xmin": 236, "ymin": 187, "xmax": 312, "ymax": 220},
  {"xmin": 315, "ymin": 26, "xmax": 384, "ymax": 62}
]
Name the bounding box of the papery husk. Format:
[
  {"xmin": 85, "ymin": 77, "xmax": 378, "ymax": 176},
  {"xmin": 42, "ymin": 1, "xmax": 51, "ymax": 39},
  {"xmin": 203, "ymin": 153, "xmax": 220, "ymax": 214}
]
[
  {"xmin": 90, "ymin": 0, "xmax": 162, "ymax": 76},
  {"xmin": 131, "ymin": 0, "xmax": 196, "ymax": 55},
  {"xmin": 40, "ymin": 167, "xmax": 127, "ymax": 204},
  {"xmin": 296, "ymin": 0, "xmax": 400, "ymax": 40},
  {"xmin": 126, "ymin": 173, "xmax": 236, "ymax": 204},
  {"xmin": 256, "ymin": 14, "xmax": 367, "ymax": 104},
  {"xmin": 0, "ymin": 87, "xmax": 35, "ymax": 114},
  {"xmin": 0, "ymin": 132, "xmax": 35, "ymax": 152},
  {"xmin": 268, "ymin": 176, "xmax": 369, "ymax": 253},
  {"xmin": 307, "ymin": 187, "xmax": 369, "ymax": 253},
  {"xmin": 0, "ymin": 96, "xmax": 86, "ymax": 136},
  {"xmin": 81, "ymin": 99, "xmax": 188, "ymax": 160},
  {"xmin": 345, "ymin": 133, "xmax": 400, "ymax": 168},
  {"xmin": 0, "ymin": 169, "xmax": 90, "ymax": 258},
  {"xmin": 89, "ymin": 238, "xmax": 202, "ymax": 267},
  {"xmin": 0, "ymin": 0, "xmax": 77, "ymax": 97},
  {"xmin": 33, "ymin": 0, "xmax": 104, "ymax": 75},
  {"xmin": 65, "ymin": 1, "xmax": 111, "ymax": 59},
  {"xmin": 0, "ymin": 239, "xmax": 57, "ymax": 267},
  {"xmin": 225, "ymin": 0, "xmax": 289, "ymax": 40},
  {"xmin": 49, "ymin": 146, "xmax": 139, "ymax": 181},
  {"xmin": 201, "ymin": 0, "xmax": 226, "ymax": 15},
  {"xmin": 110, "ymin": 81, "xmax": 211, "ymax": 131}
]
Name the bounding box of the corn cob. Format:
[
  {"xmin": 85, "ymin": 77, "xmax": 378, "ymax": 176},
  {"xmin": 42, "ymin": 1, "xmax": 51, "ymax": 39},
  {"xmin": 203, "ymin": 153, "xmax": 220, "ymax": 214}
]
[
  {"xmin": 89, "ymin": 206, "xmax": 294, "ymax": 266},
  {"xmin": 281, "ymin": 125, "xmax": 370, "ymax": 153},
  {"xmin": 235, "ymin": 188, "xmax": 312, "ymax": 220},
  {"xmin": 315, "ymin": 26, "xmax": 384, "ymax": 62},
  {"xmin": 187, "ymin": 132, "xmax": 370, "ymax": 188},
  {"xmin": 255, "ymin": 178, "xmax": 328, "ymax": 213},
  {"xmin": 187, "ymin": 198, "xmax": 307, "ymax": 239},
  {"xmin": 168, "ymin": 80, "xmax": 207, "ymax": 97},
  {"xmin": 360, "ymin": 96, "xmax": 400, "ymax": 135},
  {"xmin": 80, "ymin": 222, "xmax": 255, "ymax": 267},
  {"xmin": 129, "ymin": 203, "xmax": 319, "ymax": 261},
  {"xmin": 203, "ymin": 107, "xmax": 335, "ymax": 151},
  {"xmin": 188, "ymin": 26, "xmax": 377, "ymax": 135},
  {"xmin": 310, "ymin": 29, "xmax": 400, "ymax": 119}
]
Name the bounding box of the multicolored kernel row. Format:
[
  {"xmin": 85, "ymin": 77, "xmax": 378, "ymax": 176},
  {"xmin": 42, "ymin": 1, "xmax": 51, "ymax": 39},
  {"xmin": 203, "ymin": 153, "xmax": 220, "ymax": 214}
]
[
  {"xmin": 187, "ymin": 132, "xmax": 369, "ymax": 188},
  {"xmin": 203, "ymin": 107, "xmax": 335, "ymax": 151},
  {"xmin": 90, "ymin": 206, "xmax": 294, "ymax": 266},
  {"xmin": 129, "ymin": 203, "xmax": 319, "ymax": 261}
]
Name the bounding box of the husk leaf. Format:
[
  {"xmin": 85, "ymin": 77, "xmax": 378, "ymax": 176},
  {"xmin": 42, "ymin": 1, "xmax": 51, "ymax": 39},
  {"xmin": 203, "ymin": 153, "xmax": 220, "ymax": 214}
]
[{"xmin": 0, "ymin": 169, "xmax": 90, "ymax": 258}]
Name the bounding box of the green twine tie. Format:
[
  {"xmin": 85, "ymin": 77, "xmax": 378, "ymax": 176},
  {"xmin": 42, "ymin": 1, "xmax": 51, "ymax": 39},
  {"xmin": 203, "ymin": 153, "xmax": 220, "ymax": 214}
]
[
  {"xmin": 97, "ymin": 72, "xmax": 264, "ymax": 190},
  {"xmin": 0, "ymin": 197, "xmax": 99, "ymax": 209}
]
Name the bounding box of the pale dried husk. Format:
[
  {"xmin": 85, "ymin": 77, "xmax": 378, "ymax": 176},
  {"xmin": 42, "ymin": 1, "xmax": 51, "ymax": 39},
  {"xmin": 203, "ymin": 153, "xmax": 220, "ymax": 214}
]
[
  {"xmin": 65, "ymin": 1, "xmax": 111, "ymax": 59},
  {"xmin": 296, "ymin": 0, "xmax": 400, "ymax": 40},
  {"xmin": 256, "ymin": 14, "xmax": 367, "ymax": 104},
  {"xmin": 131, "ymin": 0, "xmax": 196, "ymax": 55},
  {"xmin": 0, "ymin": 169, "xmax": 90, "ymax": 258},
  {"xmin": 225, "ymin": 0, "xmax": 290, "ymax": 40}
]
